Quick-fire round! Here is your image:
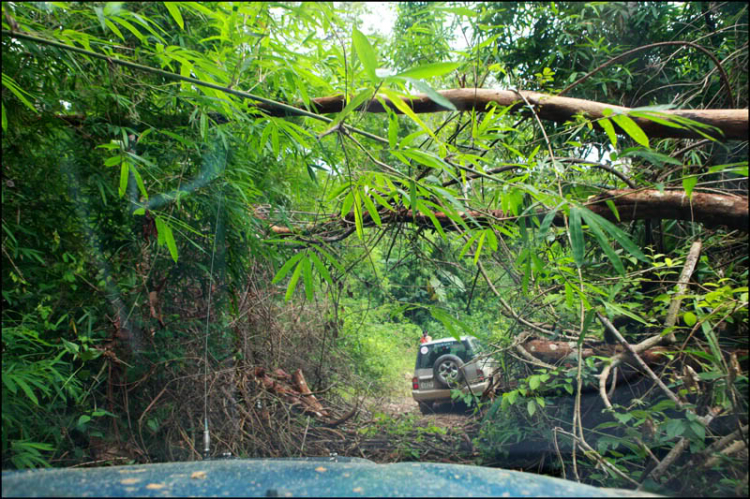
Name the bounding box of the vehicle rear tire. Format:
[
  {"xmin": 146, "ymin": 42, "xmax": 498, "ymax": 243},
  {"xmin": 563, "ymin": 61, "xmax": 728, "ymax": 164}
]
[
  {"xmin": 433, "ymin": 354, "xmax": 464, "ymax": 388},
  {"xmin": 418, "ymin": 402, "xmax": 433, "ymax": 415}
]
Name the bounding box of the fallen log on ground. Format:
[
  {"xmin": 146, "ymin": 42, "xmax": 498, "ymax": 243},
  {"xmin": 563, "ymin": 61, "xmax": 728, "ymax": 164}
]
[{"xmin": 251, "ymin": 366, "xmax": 329, "ymax": 418}]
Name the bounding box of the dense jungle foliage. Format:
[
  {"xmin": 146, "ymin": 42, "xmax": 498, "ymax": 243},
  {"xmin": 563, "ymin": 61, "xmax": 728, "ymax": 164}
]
[{"xmin": 2, "ymin": 1, "xmax": 748, "ymax": 496}]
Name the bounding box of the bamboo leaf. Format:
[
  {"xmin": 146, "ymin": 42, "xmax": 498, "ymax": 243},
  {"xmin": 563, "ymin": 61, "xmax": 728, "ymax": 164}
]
[
  {"xmin": 272, "ymin": 252, "xmax": 305, "ymax": 284},
  {"xmin": 285, "ymin": 260, "xmax": 303, "ymax": 302},
  {"xmin": 485, "ymin": 228, "xmax": 498, "ymax": 251},
  {"xmin": 581, "ymin": 210, "xmax": 625, "ymax": 274},
  {"xmin": 599, "ymin": 117, "xmax": 617, "ymax": 147},
  {"xmin": 416, "ymin": 200, "xmax": 447, "ymax": 240},
  {"xmin": 129, "ymin": 165, "xmax": 148, "ymax": 200},
  {"xmin": 118, "ymin": 162, "xmax": 130, "ymax": 198},
  {"xmin": 162, "ymin": 220, "xmax": 178, "ymax": 263},
  {"xmin": 459, "ymin": 230, "xmax": 481, "ymax": 259},
  {"xmin": 302, "ymin": 254, "xmax": 314, "ymax": 301},
  {"xmin": 391, "ymin": 62, "xmax": 462, "ymax": 80},
  {"xmin": 2, "ymin": 73, "xmax": 39, "ymax": 114},
  {"xmin": 474, "ymin": 231, "xmax": 486, "ymax": 264},
  {"xmin": 361, "ymin": 192, "xmax": 382, "ymax": 226},
  {"xmin": 409, "ymin": 179, "xmax": 417, "ymax": 211},
  {"xmin": 329, "ymin": 89, "xmax": 372, "ymax": 128},
  {"xmin": 379, "ymin": 88, "xmax": 436, "ymax": 140},
  {"xmin": 312, "ymin": 245, "xmax": 346, "ymax": 274},
  {"xmin": 309, "ymin": 251, "xmax": 333, "ymax": 287},
  {"xmin": 569, "ymin": 206, "xmax": 584, "ymax": 268},
  {"xmin": 164, "ymin": 2, "xmax": 184, "ymax": 29},
  {"xmin": 612, "ymin": 114, "xmax": 649, "ymax": 148},
  {"xmin": 683, "ymin": 175, "xmax": 698, "ymax": 199},
  {"xmin": 401, "ymin": 149, "xmax": 449, "ymax": 170},
  {"xmin": 537, "ymin": 202, "xmax": 563, "ymax": 243},
  {"xmin": 579, "ymin": 207, "xmax": 647, "ymax": 262},
  {"xmin": 15, "ymin": 377, "xmax": 38, "ymax": 406},
  {"xmin": 352, "ymin": 28, "xmax": 378, "ymax": 82},
  {"xmin": 404, "ymin": 78, "xmax": 457, "ymax": 111},
  {"xmin": 353, "ymin": 191, "xmax": 364, "ymax": 240}
]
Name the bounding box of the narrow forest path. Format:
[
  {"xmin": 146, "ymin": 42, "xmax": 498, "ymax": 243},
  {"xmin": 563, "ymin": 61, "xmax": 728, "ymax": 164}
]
[{"xmin": 352, "ymin": 395, "xmax": 482, "ymax": 464}]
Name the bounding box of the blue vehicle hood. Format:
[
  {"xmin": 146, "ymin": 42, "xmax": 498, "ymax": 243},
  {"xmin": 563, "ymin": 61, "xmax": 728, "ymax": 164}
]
[{"xmin": 1, "ymin": 457, "xmax": 657, "ymax": 497}]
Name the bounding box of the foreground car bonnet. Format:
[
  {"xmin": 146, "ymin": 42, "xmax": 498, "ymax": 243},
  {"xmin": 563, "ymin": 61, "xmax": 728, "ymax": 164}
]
[{"xmin": 1, "ymin": 457, "xmax": 658, "ymax": 497}]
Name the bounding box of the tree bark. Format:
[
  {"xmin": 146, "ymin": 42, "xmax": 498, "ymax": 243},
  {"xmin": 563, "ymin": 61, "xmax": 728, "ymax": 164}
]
[{"xmin": 259, "ymin": 88, "xmax": 748, "ymax": 141}]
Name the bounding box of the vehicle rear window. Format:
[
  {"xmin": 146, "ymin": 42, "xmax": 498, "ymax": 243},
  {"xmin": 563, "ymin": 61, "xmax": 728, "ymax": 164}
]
[{"xmin": 416, "ymin": 340, "xmax": 474, "ymax": 369}]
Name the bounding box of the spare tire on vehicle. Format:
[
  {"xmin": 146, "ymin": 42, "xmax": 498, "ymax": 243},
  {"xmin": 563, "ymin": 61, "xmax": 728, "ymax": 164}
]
[{"xmin": 433, "ymin": 354, "xmax": 464, "ymax": 387}]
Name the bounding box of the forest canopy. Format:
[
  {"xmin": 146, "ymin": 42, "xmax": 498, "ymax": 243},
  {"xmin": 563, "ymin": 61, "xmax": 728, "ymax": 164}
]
[{"xmin": 2, "ymin": 2, "xmax": 747, "ymax": 496}]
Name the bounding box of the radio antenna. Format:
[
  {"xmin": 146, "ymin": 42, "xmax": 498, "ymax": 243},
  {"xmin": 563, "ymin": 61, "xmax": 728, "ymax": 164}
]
[{"xmin": 203, "ymin": 187, "xmax": 224, "ymax": 459}]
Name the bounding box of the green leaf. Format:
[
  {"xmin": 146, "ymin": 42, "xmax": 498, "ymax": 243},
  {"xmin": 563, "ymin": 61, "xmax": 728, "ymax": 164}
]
[
  {"xmin": 379, "ymin": 89, "xmax": 436, "ymax": 140},
  {"xmin": 15, "ymin": 377, "xmax": 39, "ymax": 406},
  {"xmin": 312, "ymin": 245, "xmax": 346, "ymax": 274},
  {"xmin": 527, "ymin": 400, "xmax": 537, "ymax": 417},
  {"xmin": 361, "ymin": 193, "xmax": 382, "ymax": 226},
  {"xmin": 105, "ymin": 155, "xmax": 123, "ymax": 167},
  {"xmin": 459, "ymin": 230, "xmax": 481, "ymax": 259},
  {"xmin": 579, "ymin": 207, "xmax": 647, "ymax": 262},
  {"xmin": 474, "ymin": 231, "xmax": 485, "ymax": 265},
  {"xmin": 401, "ymin": 149, "xmax": 448, "ymax": 170},
  {"xmin": 605, "ymin": 200, "xmax": 620, "ymax": 221},
  {"xmin": 309, "ymin": 251, "xmax": 333, "ymax": 287},
  {"xmin": 329, "ymin": 89, "xmax": 372, "ymax": 128},
  {"xmin": 529, "ymin": 375, "xmax": 540, "ymax": 390},
  {"xmin": 391, "ymin": 62, "xmax": 462, "ymax": 80},
  {"xmin": 569, "ymin": 207, "xmax": 584, "ymax": 268},
  {"xmin": 404, "ymin": 78, "xmax": 457, "ymax": 111},
  {"xmin": 353, "ymin": 191, "xmax": 364, "ymax": 240},
  {"xmin": 599, "ymin": 117, "xmax": 617, "ymax": 147},
  {"xmin": 2, "ymin": 73, "xmax": 39, "ymax": 114},
  {"xmin": 611, "ymin": 114, "xmax": 649, "ymax": 148},
  {"xmin": 388, "ymin": 111, "xmax": 399, "ymax": 149},
  {"xmin": 272, "ymin": 252, "xmax": 306, "ymax": 284},
  {"xmin": 161, "ymin": 219, "xmax": 178, "ymax": 263},
  {"xmin": 164, "ymin": 2, "xmax": 184, "ymax": 29},
  {"xmin": 683, "ymin": 176, "xmax": 698, "ymax": 199},
  {"xmin": 409, "ymin": 179, "xmax": 418, "ymax": 211},
  {"xmin": 129, "ymin": 165, "xmax": 148, "ymax": 200},
  {"xmin": 603, "ymin": 302, "xmax": 648, "ymax": 325},
  {"xmin": 352, "ymin": 28, "xmax": 378, "ymax": 82},
  {"xmin": 341, "ymin": 190, "xmax": 354, "ymax": 218},
  {"xmin": 118, "ymin": 162, "xmax": 130, "ymax": 198},
  {"xmin": 622, "ymin": 148, "xmax": 682, "ymax": 166},
  {"xmin": 580, "ymin": 210, "xmax": 625, "ymax": 274},
  {"xmin": 285, "ymin": 260, "xmax": 303, "ymax": 302},
  {"xmin": 302, "ymin": 254, "xmax": 314, "ymax": 301},
  {"xmin": 1, "ymin": 103, "xmax": 7, "ymax": 131},
  {"xmin": 629, "ymin": 111, "xmax": 685, "ymax": 130},
  {"xmin": 683, "ymin": 311, "xmax": 697, "ymax": 327},
  {"xmin": 537, "ymin": 202, "xmax": 564, "ymax": 243}
]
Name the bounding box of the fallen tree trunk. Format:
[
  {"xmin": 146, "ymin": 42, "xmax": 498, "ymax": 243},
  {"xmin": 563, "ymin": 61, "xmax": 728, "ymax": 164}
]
[
  {"xmin": 267, "ymin": 189, "xmax": 748, "ymax": 237},
  {"xmin": 259, "ymin": 88, "xmax": 748, "ymax": 141},
  {"xmin": 251, "ymin": 366, "xmax": 329, "ymax": 418}
]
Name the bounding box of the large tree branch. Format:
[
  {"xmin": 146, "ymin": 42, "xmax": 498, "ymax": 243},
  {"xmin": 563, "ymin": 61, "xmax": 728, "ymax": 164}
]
[
  {"xmin": 259, "ymin": 89, "xmax": 748, "ymax": 141},
  {"xmin": 266, "ymin": 189, "xmax": 748, "ymax": 238}
]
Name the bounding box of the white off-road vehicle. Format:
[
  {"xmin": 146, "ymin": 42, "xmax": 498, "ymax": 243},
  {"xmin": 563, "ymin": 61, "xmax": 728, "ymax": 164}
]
[{"xmin": 411, "ymin": 336, "xmax": 497, "ymax": 414}]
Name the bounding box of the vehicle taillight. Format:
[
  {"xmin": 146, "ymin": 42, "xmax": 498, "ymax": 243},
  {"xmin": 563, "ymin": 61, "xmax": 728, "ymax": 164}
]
[
  {"xmin": 412, "ymin": 377, "xmax": 419, "ymax": 390},
  {"xmin": 476, "ymin": 369, "xmax": 484, "ymax": 382}
]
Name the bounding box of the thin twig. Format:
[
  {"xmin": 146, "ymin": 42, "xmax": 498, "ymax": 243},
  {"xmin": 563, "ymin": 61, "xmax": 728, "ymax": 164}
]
[
  {"xmin": 556, "ymin": 428, "xmax": 640, "ymax": 487},
  {"xmin": 663, "ymin": 240, "xmax": 703, "ymax": 342}
]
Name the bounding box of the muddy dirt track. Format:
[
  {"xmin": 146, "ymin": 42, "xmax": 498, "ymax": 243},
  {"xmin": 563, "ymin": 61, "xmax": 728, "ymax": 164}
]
[{"xmin": 354, "ymin": 396, "xmax": 481, "ymax": 464}]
